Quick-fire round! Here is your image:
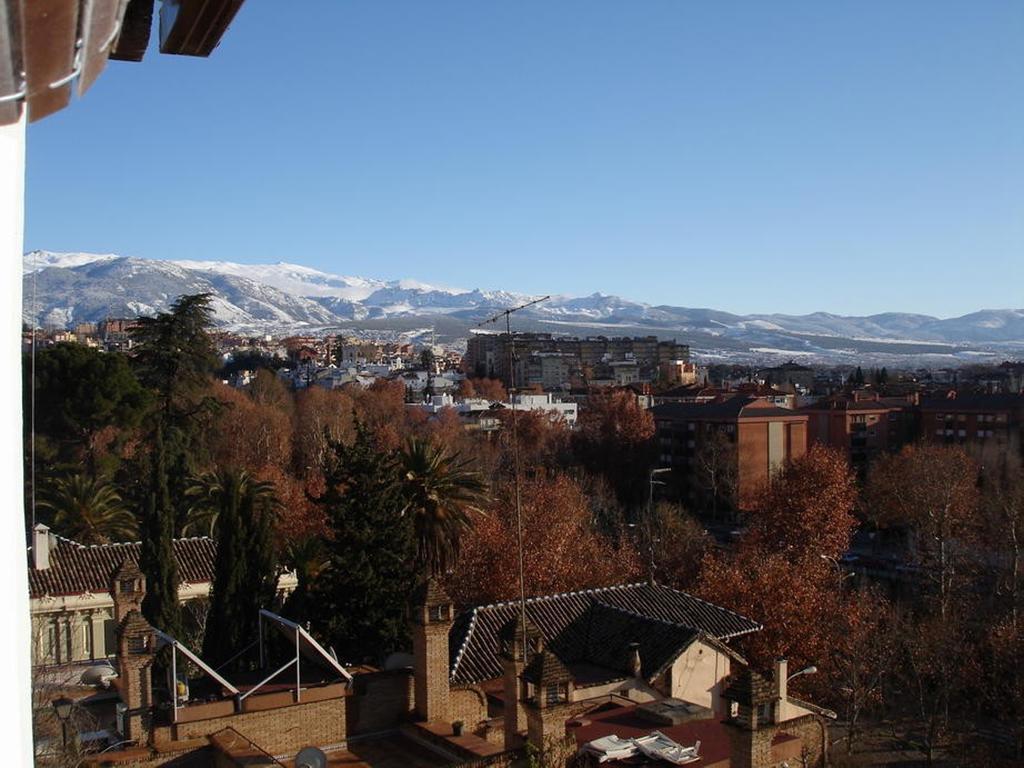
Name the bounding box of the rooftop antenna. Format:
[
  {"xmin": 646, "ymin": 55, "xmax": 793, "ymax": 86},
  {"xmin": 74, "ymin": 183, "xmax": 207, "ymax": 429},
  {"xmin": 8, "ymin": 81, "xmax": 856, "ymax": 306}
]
[
  {"xmin": 477, "ymin": 295, "xmax": 549, "ymax": 662},
  {"xmin": 30, "ymin": 253, "xmax": 37, "ymax": 530}
]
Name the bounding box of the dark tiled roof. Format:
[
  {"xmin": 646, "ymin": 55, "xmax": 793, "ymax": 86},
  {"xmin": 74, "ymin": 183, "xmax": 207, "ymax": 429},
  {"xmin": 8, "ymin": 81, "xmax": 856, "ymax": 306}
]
[
  {"xmin": 448, "ymin": 583, "xmax": 760, "ymax": 686},
  {"xmin": 29, "ymin": 535, "xmax": 217, "ymax": 599},
  {"xmin": 580, "ymin": 603, "xmax": 698, "ymax": 681},
  {"xmin": 652, "ymin": 399, "xmax": 800, "ymax": 421},
  {"xmin": 722, "ymin": 668, "xmax": 775, "ymax": 706}
]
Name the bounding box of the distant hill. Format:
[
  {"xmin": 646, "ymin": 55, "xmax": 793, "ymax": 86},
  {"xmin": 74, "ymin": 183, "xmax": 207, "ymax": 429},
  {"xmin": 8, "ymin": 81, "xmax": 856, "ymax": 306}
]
[{"xmin": 23, "ymin": 250, "xmax": 1024, "ymax": 365}]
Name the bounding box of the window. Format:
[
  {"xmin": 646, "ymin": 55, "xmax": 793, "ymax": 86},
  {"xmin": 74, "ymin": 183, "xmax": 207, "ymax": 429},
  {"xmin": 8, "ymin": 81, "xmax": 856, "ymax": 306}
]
[
  {"xmin": 429, "ymin": 604, "xmax": 448, "ymax": 622},
  {"xmin": 757, "ymin": 702, "xmax": 773, "ymax": 723},
  {"xmin": 64, "ymin": 620, "xmax": 73, "ymax": 661},
  {"xmin": 119, "ymin": 578, "xmax": 136, "ymax": 594},
  {"xmin": 545, "ymin": 684, "xmax": 562, "ymax": 705},
  {"xmin": 46, "ymin": 622, "xmax": 57, "ymax": 662},
  {"xmin": 83, "ymin": 620, "xmax": 93, "ymax": 659}
]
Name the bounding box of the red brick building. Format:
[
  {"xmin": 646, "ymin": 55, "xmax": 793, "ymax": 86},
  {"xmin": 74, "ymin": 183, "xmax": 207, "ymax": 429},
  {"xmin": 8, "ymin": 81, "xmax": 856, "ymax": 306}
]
[
  {"xmin": 801, "ymin": 391, "xmax": 916, "ymax": 474},
  {"xmin": 918, "ymin": 391, "xmax": 1024, "ymax": 467},
  {"xmin": 652, "ymin": 397, "xmax": 808, "ymax": 515}
]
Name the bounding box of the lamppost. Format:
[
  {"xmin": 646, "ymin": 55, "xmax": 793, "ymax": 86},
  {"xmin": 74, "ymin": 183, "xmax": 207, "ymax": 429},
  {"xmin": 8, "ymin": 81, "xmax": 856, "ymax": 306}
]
[
  {"xmin": 787, "ymin": 665, "xmax": 818, "ymax": 682},
  {"xmin": 783, "ymin": 665, "xmax": 831, "ymax": 768},
  {"xmin": 637, "ymin": 468, "xmax": 672, "ymax": 581},
  {"xmin": 52, "ymin": 696, "xmax": 73, "ymax": 750}
]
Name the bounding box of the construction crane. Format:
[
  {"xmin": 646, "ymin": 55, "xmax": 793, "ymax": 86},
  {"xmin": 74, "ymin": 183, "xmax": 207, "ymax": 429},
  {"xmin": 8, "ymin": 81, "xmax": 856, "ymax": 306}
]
[{"xmin": 476, "ymin": 295, "xmax": 549, "ymax": 664}]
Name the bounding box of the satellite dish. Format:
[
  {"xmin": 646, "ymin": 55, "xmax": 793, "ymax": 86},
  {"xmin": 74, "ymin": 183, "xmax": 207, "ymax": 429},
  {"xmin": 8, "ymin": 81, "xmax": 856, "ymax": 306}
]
[{"xmin": 295, "ymin": 746, "xmax": 327, "ymax": 768}]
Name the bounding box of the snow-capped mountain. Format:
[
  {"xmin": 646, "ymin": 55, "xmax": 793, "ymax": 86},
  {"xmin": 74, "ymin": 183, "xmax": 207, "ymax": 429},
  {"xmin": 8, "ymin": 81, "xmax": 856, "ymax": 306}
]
[{"xmin": 22, "ymin": 251, "xmax": 1024, "ymax": 363}]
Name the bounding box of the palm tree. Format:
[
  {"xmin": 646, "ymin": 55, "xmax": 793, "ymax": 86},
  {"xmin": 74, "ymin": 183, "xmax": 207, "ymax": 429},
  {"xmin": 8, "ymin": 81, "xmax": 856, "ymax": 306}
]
[
  {"xmin": 184, "ymin": 469, "xmax": 277, "ymax": 537},
  {"xmin": 398, "ymin": 437, "xmax": 488, "ymax": 577},
  {"xmin": 37, "ymin": 474, "xmax": 137, "ymax": 544}
]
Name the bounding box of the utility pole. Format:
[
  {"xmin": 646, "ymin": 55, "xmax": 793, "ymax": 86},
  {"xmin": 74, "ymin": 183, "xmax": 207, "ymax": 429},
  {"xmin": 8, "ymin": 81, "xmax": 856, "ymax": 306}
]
[{"xmin": 478, "ymin": 295, "xmax": 549, "ymax": 661}]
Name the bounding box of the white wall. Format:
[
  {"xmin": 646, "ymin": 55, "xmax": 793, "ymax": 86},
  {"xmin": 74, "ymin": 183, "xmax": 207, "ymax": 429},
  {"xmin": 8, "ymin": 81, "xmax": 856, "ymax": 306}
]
[
  {"xmin": 668, "ymin": 639, "xmax": 732, "ymax": 714},
  {"xmin": 0, "ymin": 111, "xmax": 33, "ymax": 763}
]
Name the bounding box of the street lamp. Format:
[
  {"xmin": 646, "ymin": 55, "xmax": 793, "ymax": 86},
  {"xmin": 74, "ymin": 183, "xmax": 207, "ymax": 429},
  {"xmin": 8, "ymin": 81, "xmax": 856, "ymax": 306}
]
[
  {"xmin": 787, "ymin": 665, "xmax": 818, "ymax": 682},
  {"xmin": 641, "ymin": 468, "xmax": 672, "ymax": 581},
  {"xmin": 782, "ymin": 665, "xmax": 830, "ymax": 767},
  {"xmin": 52, "ymin": 696, "xmax": 73, "ymax": 749}
]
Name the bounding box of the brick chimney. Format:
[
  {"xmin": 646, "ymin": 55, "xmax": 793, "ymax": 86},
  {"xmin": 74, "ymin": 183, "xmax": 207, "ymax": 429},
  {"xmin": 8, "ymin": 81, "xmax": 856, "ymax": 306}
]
[
  {"xmin": 117, "ymin": 610, "xmax": 156, "ymax": 745},
  {"xmin": 410, "ymin": 577, "xmax": 452, "ymax": 723},
  {"xmin": 500, "ymin": 610, "xmax": 539, "ymax": 749},
  {"xmin": 111, "ymin": 559, "xmax": 146, "ymax": 624}
]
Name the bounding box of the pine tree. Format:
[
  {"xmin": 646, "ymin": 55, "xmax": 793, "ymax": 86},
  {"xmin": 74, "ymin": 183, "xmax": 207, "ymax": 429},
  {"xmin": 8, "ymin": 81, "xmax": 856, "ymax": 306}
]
[
  {"xmin": 310, "ymin": 422, "xmax": 417, "ymax": 664},
  {"xmin": 140, "ymin": 427, "xmax": 183, "ymax": 637},
  {"xmin": 131, "ymin": 293, "xmax": 219, "ymax": 535}
]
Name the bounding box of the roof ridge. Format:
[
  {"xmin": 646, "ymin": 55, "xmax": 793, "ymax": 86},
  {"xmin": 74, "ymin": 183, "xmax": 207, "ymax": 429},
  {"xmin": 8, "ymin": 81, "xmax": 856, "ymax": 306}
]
[
  {"xmin": 448, "ymin": 607, "xmax": 479, "ymax": 683},
  {"xmin": 52, "ymin": 534, "xmax": 214, "ymax": 551},
  {"xmin": 474, "ymin": 582, "xmax": 638, "ymax": 612},
  {"xmin": 652, "ymin": 583, "xmax": 764, "ymax": 636},
  {"xmin": 589, "ymin": 600, "xmax": 695, "ymax": 633}
]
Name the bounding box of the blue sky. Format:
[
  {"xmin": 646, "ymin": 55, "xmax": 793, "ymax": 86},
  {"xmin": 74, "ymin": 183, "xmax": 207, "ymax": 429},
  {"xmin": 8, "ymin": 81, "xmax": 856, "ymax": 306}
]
[{"xmin": 25, "ymin": 1, "xmax": 1023, "ymax": 317}]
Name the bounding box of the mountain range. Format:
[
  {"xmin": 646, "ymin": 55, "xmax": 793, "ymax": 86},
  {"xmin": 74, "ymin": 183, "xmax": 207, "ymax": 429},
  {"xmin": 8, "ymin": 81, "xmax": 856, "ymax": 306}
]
[{"xmin": 22, "ymin": 251, "xmax": 1024, "ymax": 365}]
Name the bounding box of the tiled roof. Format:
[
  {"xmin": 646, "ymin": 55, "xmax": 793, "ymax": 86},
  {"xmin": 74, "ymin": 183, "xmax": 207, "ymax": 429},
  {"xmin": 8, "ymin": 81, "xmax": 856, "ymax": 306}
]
[
  {"xmin": 29, "ymin": 535, "xmax": 217, "ymax": 599},
  {"xmin": 652, "ymin": 399, "xmax": 800, "ymax": 421},
  {"xmin": 448, "ymin": 583, "xmax": 760, "ymax": 686}
]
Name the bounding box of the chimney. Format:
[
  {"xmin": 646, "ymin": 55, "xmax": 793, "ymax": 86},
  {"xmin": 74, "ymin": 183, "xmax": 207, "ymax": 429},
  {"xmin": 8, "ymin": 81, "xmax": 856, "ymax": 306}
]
[
  {"xmin": 32, "ymin": 524, "xmax": 52, "ymax": 570},
  {"xmin": 774, "ymin": 658, "xmax": 788, "ymax": 721},
  {"xmin": 628, "ymin": 642, "xmax": 642, "ymax": 679}
]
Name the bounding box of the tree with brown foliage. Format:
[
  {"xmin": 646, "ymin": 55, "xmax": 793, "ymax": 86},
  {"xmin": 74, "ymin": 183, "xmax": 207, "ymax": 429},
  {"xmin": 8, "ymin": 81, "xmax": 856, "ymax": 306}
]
[
  {"xmin": 866, "ymin": 444, "xmax": 981, "ymax": 619},
  {"xmin": 447, "ymin": 472, "xmax": 641, "ymax": 607},
  {"xmin": 695, "ymin": 446, "xmax": 859, "ymax": 678},
  {"xmin": 697, "ymin": 548, "xmax": 840, "ymax": 675},
  {"xmin": 493, "ymin": 407, "xmax": 571, "ymax": 475},
  {"xmin": 292, "ymin": 387, "xmax": 355, "ymax": 477},
  {"xmin": 746, "ymin": 444, "xmax": 858, "ymax": 561},
  {"xmin": 827, "ymin": 589, "xmax": 896, "ymax": 755},
  {"xmin": 573, "ymin": 389, "xmax": 655, "ymax": 507},
  {"xmin": 469, "ymin": 377, "xmax": 507, "ymax": 402},
  {"xmin": 648, "ymin": 501, "xmax": 711, "ymax": 590},
  {"xmin": 980, "ymin": 464, "xmax": 1024, "ymax": 627},
  {"xmin": 208, "ymin": 383, "xmax": 292, "ymax": 473}
]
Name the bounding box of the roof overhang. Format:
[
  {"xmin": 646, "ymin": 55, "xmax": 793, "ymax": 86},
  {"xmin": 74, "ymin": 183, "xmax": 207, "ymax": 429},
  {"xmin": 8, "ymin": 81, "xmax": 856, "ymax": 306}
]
[{"xmin": 0, "ymin": 0, "xmax": 246, "ymax": 125}]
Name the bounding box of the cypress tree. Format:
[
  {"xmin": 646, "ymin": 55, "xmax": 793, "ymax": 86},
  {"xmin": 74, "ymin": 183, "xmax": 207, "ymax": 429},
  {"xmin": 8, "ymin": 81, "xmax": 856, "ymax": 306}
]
[
  {"xmin": 310, "ymin": 422, "xmax": 417, "ymax": 664},
  {"xmin": 196, "ymin": 469, "xmax": 279, "ymax": 670},
  {"xmin": 140, "ymin": 426, "xmax": 183, "ymax": 637}
]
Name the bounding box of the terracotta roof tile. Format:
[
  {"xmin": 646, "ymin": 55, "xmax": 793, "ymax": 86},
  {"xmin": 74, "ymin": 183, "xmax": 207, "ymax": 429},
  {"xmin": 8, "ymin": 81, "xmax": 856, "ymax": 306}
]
[{"xmin": 29, "ymin": 536, "xmax": 217, "ymax": 599}]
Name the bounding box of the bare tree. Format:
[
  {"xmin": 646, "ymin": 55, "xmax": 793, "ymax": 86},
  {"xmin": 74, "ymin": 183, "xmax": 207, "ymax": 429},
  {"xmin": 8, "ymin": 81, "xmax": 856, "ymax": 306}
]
[{"xmin": 694, "ymin": 428, "xmax": 738, "ymax": 520}]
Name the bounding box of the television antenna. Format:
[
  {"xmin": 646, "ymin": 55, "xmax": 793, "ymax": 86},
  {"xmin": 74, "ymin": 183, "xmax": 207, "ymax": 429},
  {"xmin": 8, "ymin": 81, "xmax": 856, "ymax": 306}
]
[{"xmin": 477, "ymin": 295, "xmax": 549, "ymax": 662}]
